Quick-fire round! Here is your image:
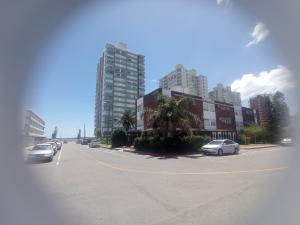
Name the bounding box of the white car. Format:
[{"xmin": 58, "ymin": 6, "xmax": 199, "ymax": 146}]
[
  {"xmin": 201, "ymin": 139, "xmax": 240, "ymax": 156},
  {"xmin": 45, "ymin": 141, "xmax": 58, "ymax": 154},
  {"xmin": 89, "ymin": 140, "xmax": 100, "ymax": 148},
  {"xmin": 27, "ymin": 144, "xmax": 54, "ymax": 162}
]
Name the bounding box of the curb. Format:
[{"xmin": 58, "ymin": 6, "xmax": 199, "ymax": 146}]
[{"xmin": 240, "ymin": 145, "xmax": 279, "ymax": 150}]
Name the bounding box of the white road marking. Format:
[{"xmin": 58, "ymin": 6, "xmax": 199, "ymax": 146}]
[{"xmin": 56, "ymin": 149, "xmax": 62, "ymax": 166}]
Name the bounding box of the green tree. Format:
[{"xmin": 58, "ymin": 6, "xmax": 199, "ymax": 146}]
[
  {"xmin": 118, "ymin": 110, "xmax": 136, "ymax": 133},
  {"xmin": 243, "ymin": 125, "xmax": 267, "ymax": 143},
  {"xmin": 267, "ymin": 91, "xmax": 290, "ymax": 141},
  {"xmin": 145, "ymin": 94, "xmax": 201, "ymax": 138},
  {"xmin": 51, "ymin": 126, "xmax": 58, "ymax": 139},
  {"xmin": 77, "ymin": 129, "xmax": 81, "ymax": 139}
]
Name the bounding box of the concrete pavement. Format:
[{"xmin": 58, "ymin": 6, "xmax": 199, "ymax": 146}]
[{"xmin": 27, "ymin": 142, "xmax": 292, "ymax": 225}]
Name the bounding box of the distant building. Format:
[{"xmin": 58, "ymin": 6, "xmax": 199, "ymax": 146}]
[
  {"xmin": 249, "ymin": 95, "xmax": 271, "ymax": 126},
  {"xmin": 22, "ymin": 110, "xmax": 46, "ymax": 146},
  {"xmin": 209, "ymin": 83, "xmax": 241, "ymax": 106},
  {"xmin": 242, "ymin": 107, "xmax": 256, "ymax": 127},
  {"xmin": 95, "ymin": 42, "xmax": 145, "ymax": 135},
  {"xmin": 159, "ymin": 64, "xmax": 208, "ymax": 99}
]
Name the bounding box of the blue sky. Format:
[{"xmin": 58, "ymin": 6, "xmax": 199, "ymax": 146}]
[{"xmin": 24, "ymin": 0, "xmax": 295, "ymax": 138}]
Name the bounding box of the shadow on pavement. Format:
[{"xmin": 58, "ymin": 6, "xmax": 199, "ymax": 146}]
[{"xmin": 130, "ymin": 150, "xmax": 206, "ymax": 160}]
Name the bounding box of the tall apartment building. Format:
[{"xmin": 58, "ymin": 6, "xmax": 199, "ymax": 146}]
[
  {"xmin": 209, "ymin": 83, "xmax": 241, "ymax": 106},
  {"xmin": 95, "ymin": 42, "xmax": 145, "ymax": 135},
  {"xmin": 159, "ymin": 64, "xmax": 208, "ymax": 99},
  {"xmin": 250, "ymin": 95, "xmax": 271, "ymax": 126}
]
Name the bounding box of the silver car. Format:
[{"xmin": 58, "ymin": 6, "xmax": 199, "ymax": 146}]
[
  {"xmin": 27, "ymin": 144, "xmax": 54, "ymax": 162},
  {"xmin": 52, "ymin": 139, "xmax": 62, "ymax": 150},
  {"xmin": 45, "ymin": 141, "xmax": 58, "ymax": 154},
  {"xmin": 201, "ymin": 139, "xmax": 240, "ymax": 156},
  {"xmin": 89, "ymin": 140, "xmax": 100, "ymax": 148}
]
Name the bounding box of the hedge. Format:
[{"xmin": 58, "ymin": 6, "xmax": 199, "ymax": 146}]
[
  {"xmin": 111, "ymin": 129, "xmax": 127, "ymax": 148},
  {"xmin": 134, "ymin": 135, "xmax": 204, "ymax": 153}
]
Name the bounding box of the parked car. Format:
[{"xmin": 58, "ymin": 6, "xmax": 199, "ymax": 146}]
[
  {"xmin": 76, "ymin": 139, "xmax": 82, "ymax": 144},
  {"xmin": 63, "ymin": 140, "xmax": 68, "ymax": 143},
  {"xmin": 280, "ymin": 138, "xmax": 293, "ymax": 146},
  {"xmin": 45, "ymin": 141, "xmax": 58, "ymax": 154},
  {"xmin": 201, "ymin": 139, "xmax": 240, "ymax": 156},
  {"xmin": 27, "ymin": 144, "xmax": 54, "ymax": 162},
  {"xmin": 89, "ymin": 140, "xmax": 100, "ymax": 148},
  {"xmin": 52, "ymin": 139, "xmax": 62, "ymax": 150}
]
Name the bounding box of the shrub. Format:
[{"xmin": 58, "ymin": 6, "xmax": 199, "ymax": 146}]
[
  {"xmin": 188, "ymin": 136, "xmax": 204, "ymax": 150},
  {"xmin": 134, "ymin": 135, "xmax": 204, "ymax": 153},
  {"xmin": 111, "ymin": 129, "xmax": 127, "ymax": 148}
]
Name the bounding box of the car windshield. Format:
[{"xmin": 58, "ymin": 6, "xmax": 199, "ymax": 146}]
[
  {"xmin": 31, "ymin": 145, "xmax": 51, "ymax": 151},
  {"xmin": 208, "ymin": 140, "xmax": 223, "ymax": 145}
]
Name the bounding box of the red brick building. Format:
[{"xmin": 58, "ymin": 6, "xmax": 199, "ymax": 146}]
[
  {"xmin": 137, "ymin": 88, "xmax": 241, "ymax": 141},
  {"xmin": 250, "ymin": 95, "xmax": 271, "ymax": 126},
  {"xmin": 138, "ymin": 88, "xmax": 203, "ymax": 131}
]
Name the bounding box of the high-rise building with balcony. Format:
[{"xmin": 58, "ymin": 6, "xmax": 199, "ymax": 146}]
[
  {"xmin": 159, "ymin": 64, "xmax": 208, "ymax": 99},
  {"xmin": 209, "ymin": 83, "xmax": 241, "ymax": 106},
  {"xmin": 95, "ymin": 42, "xmax": 145, "ymax": 135}
]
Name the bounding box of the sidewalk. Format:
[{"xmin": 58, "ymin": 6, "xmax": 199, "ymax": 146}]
[{"xmin": 239, "ymin": 144, "xmax": 279, "ymax": 150}]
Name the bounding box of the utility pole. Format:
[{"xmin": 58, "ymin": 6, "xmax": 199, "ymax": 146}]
[{"xmin": 84, "ymin": 123, "xmax": 86, "ymax": 139}]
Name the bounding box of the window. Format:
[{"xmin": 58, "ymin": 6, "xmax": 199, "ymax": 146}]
[
  {"xmin": 219, "ymin": 117, "xmax": 232, "ymax": 124},
  {"xmin": 204, "ymin": 119, "xmax": 210, "ymax": 127},
  {"xmin": 137, "ymin": 105, "xmax": 143, "ymax": 112}
]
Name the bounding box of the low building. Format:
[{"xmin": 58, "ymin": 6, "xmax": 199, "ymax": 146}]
[
  {"xmin": 234, "ymin": 106, "xmax": 244, "ymax": 131},
  {"xmin": 137, "ymin": 88, "xmax": 203, "ymax": 132},
  {"xmin": 136, "ymin": 88, "xmax": 253, "ymax": 141},
  {"xmin": 214, "ymin": 101, "xmax": 237, "ymax": 140},
  {"xmin": 22, "ymin": 110, "xmax": 46, "ymax": 146}
]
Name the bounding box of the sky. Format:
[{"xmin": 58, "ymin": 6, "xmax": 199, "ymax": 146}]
[{"xmin": 24, "ymin": 0, "xmax": 296, "ymax": 138}]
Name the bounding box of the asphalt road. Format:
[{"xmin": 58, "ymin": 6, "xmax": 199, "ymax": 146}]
[{"xmin": 27, "ymin": 142, "xmax": 292, "ymax": 225}]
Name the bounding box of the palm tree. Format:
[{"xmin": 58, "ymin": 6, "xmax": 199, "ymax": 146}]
[
  {"xmin": 145, "ymin": 93, "xmax": 202, "ymax": 138},
  {"xmin": 118, "ymin": 110, "xmax": 136, "ymax": 133}
]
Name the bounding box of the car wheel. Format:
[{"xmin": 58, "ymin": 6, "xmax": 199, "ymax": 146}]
[
  {"xmin": 218, "ymin": 149, "xmax": 223, "ymax": 156},
  {"xmin": 49, "ymin": 157, "xmax": 53, "ymax": 162},
  {"xmin": 234, "ymin": 148, "xmax": 239, "ymax": 154}
]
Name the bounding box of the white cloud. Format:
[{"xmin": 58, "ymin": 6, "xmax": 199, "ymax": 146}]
[
  {"xmin": 246, "ymin": 22, "xmax": 269, "ymax": 47},
  {"xmin": 231, "ymin": 66, "xmax": 294, "ymax": 101},
  {"xmin": 217, "ymin": 0, "xmax": 229, "ymax": 5}
]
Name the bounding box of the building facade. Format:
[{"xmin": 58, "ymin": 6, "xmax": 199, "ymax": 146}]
[
  {"xmin": 242, "ymin": 107, "xmax": 256, "ymax": 127},
  {"xmin": 137, "ymin": 89, "xmax": 255, "ymax": 141},
  {"xmin": 209, "ymin": 83, "xmax": 241, "ymax": 106},
  {"xmin": 22, "ymin": 110, "xmax": 46, "ymax": 146},
  {"xmin": 249, "ymin": 95, "xmax": 271, "ymax": 126},
  {"xmin": 95, "ymin": 43, "xmax": 145, "ymax": 135},
  {"xmin": 234, "ymin": 106, "xmax": 244, "ymax": 131},
  {"xmin": 159, "ymin": 64, "xmax": 208, "ymax": 99}
]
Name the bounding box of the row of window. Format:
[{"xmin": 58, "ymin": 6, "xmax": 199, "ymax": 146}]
[
  {"xmin": 204, "ymin": 119, "xmax": 216, "ymax": 127},
  {"xmin": 219, "ymin": 117, "xmax": 232, "ymax": 124},
  {"xmin": 217, "ymin": 105, "xmax": 233, "ymax": 111},
  {"xmin": 203, "ymin": 102, "xmax": 215, "ymax": 112}
]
